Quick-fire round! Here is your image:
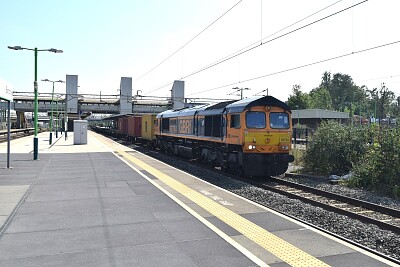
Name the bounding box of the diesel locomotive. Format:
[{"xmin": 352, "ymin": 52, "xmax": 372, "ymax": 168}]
[
  {"xmin": 154, "ymin": 95, "xmax": 294, "ymax": 177},
  {"xmin": 94, "ymin": 95, "xmax": 294, "ymax": 177}
]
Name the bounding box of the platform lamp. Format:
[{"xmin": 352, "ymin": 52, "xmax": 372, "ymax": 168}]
[
  {"xmin": 41, "ymin": 79, "xmax": 65, "ymax": 144},
  {"xmin": 8, "ymin": 46, "xmax": 63, "ymax": 160},
  {"xmin": 55, "ymin": 94, "xmax": 60, "ymax": 138}
]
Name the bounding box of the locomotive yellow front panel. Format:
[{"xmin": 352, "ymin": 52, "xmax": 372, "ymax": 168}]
[{"xmin": 243, "ymin": 131, "xmax": 291, "ymax": 153}]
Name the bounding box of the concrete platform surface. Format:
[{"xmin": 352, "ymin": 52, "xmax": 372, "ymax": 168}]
[{"xmin": 0, "ymin": 131, "xmax": 397, "ymax": 267}]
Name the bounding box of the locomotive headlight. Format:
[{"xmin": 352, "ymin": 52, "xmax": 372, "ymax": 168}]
[
  {"xmin": 280, "ymin": 145, "xmax": 289, "ymax": 150},
  {"xmin": 248, "ymin": 145, "xmax": 256, "ymax": 150}
]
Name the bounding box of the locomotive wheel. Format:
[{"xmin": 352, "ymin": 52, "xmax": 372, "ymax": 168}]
[
  {"xmin": 238, "ymin": 166, "xmax": 245, "ymax": 178},
  {"xmin": 208, "ymin": 158, "xmax": 216, "ymax": 168},
  {"xmin": 160, "ymin": 143, "xmax": 168, "ymax": 154},
  {"xmin": 221, "ymin": 162, "xmax": 229, "ymax": 172},
  {"xmin": 201, "ymin": 155, "xmax": 208, "ymax": 164}
]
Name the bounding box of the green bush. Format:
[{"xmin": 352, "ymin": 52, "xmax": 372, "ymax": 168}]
[
  {"xmin": 350, "ymin": 126, "xmax": 400, "ymax": 197},
  {"xmin": 302, "ymin": 121, "xmax": 400, "ymax": 198},
  {"xmin": 303, "ymin": 121, "xmax": 371, "ymax": 175}
]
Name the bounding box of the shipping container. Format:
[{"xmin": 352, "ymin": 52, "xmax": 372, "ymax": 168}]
[
  {"xmin": 115, "ymin": 117, "xmax": 129, "ymax": 137},
  {"xmin": 142, "ymin": 114, "xmax": 156, "ymax": 141},
  {"xmin": 122, "ymin": 117, "xmax": 129, "ymax": 136},
  {"xmin": 127, "ymin": 115, "xmax": 142, "ymax": 138}
]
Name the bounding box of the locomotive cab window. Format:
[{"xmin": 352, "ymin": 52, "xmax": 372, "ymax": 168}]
[
  {"xmin": 246, "ymin": 111, "xmax": 266, "ymax": 129},
  {"xmin": 230, "ymin": 114, "xmax": 240, "ymax": 129},
  {"xmin": 270, "ymin": 112, "xmax": 289, "ymax": 129}
]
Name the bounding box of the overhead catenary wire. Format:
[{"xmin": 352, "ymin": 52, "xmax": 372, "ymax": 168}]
[
  {"xmin": 144, "ymin": 0, "xmax": 344, "ymax": 95},
  {"xmin": 144, "ymin": 0, "xmax": 364, "ymax": 95},
  {"xmin": 357, "ymin": 74, "xmax": 400, "ymax": 83},
  {"xmin": 183, "ymin": 0, "xmax": 344, "ymax": 80},
  {"xmin": 134, "ymin": 0, "xmax": 243, "ymax": 84},
  {"xmin": 180, "ymin": 0, "xmax": 368, "ymax": 81},
  {"xmin": 187, "ymin": 40, "xmax": 400, "ymax": 96}
]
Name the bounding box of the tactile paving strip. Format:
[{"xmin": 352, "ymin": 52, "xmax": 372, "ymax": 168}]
[{"xmin": 118, "ymin": 150, "xmax": 330, "ymax": 267}]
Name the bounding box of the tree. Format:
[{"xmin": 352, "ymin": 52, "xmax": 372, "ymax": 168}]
[
  {"xmin": 308, "ymin": 87, "xmax": 333, "ymax": 110},
  {"xmin": 367, "ymin": 84, "xmax": 395, "ymax": 120},
  {"xmin": 320, "ymin": 71, "xmax": 331, "ymax": 89},
  {"xmin": 389, "ymin": 96, "xmax": 400, "ymax": 118},
  {"xmin": 378, "ymin": 83, "xmax": 395, "ymax": 120},
  {"xmin": 354, "ymin": 86, "xmax": 369, "ymax": 117},
  {"xmin": 287, "ymin": 84, "xmax": 309, "ymax": 109},
  {"xmin": 319, "ymin": 72, "xmax": 369, "ymax": 116},
  {"xmin": 366, "ymin": 88, "xmax": 378, "ymax": 119},
  {"xmin": 328, "ymin": 73, "xmax": 355, "ymax": 112}
]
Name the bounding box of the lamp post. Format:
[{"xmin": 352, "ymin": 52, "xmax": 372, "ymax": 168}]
[
  {"xmin": 41, "ymin": 79, "xmax": 65, "ymax": 144},
  {"xmin": 64, "ymin": 95, "xmax": 68, "ymax": 140},
  {"xmin": 55, "ymin": 94, "xmax": 60, "ymax": 138},
  {"xmin": 8, "ymin": 46, "xmax": 63, "ymax": 160}
]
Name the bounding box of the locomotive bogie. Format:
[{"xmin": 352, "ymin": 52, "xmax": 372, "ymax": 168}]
[{"xmin": 242, "ymin": 153, "xmax": 294, "ymax": 177}]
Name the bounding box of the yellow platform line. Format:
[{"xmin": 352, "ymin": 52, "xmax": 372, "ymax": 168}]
[{"xmin": 118, "ymin": 150, "xmax": 330, "ymax": 267}]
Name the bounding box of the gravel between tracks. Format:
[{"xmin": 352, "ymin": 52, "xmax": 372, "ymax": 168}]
[
  {"xmin": 283, "ymin": 174, "xmax": 400, "ymax": 210},
  {"xmin": 133, "ymin": 146, "xmax": 400, "ymax": 261}
]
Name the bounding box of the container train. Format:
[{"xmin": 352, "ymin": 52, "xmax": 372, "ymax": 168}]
[{"xmin": 93, "ymin": 95, "xmax": 294, "ymax": 177}]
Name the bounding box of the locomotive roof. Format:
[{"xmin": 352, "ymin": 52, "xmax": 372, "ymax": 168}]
[
  {"xmin": 156, "ymin": 104, "xmax": 206, "ymax": 118},
  {"xmin": 226, "ymin": 95, "xmax": 291, "ymax": 113},
  {"xmin": 157, "ymin": 101, "xmax": 235, "ymax": 118},
  {"xmin": 196, "ymin": 100, "xmax": 237, "ymax": 116},
  {"xmin": 205, "ymin": 100, "xmax": 236, "ymax": 110},
  {"xmin": 156, "ymin": 96, "xmax": 290, "ymax": 118}
]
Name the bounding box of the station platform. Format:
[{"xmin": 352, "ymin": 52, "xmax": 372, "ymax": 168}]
[{"xmin": 0, "ymin": 131, "xmax": 397, "ymax": 266}]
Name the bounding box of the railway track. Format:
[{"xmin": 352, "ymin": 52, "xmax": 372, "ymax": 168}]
[
  {"xmin": 133, "ymin": 142, "xmax": 400, "ymax": 235},
  {"xmin": 0, "ymin": 132, "xmax": 29, "ymax": 143},
  {"xmin": 0, "ymin": 128, "xmax": 35, "ymax": 143},
  {"xmin": 118, "ymin": 137, "xmax": 400, "ymax": 235},
  {"xmin": 122, "ymin": 137, "xmax": 400, "ymax": 235},
  {"xmin": 243, "ymin": 176, "xmax": 400, "ymax": 234}
]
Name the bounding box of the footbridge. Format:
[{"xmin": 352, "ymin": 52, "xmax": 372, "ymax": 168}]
[
  {"xmin": 1, "ymin": 76, "xmax": 228, "ymax": 128},
  {"xmin": 10, "ymin": 92, "xmax": 170, "ymax": 116},
  {"xmin": 8, "ymin": 76, "xmax": 182, "ymax": 118}
]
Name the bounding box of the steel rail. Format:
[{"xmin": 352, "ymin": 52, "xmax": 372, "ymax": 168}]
[
  {"xmin": 244, "ymin": 187, "xmax": 400, "ymax": 266},
  {"xmin": 250, "ymin": 177, "xmax": 400, "ymax": 234},
  {"xmin": 276, "ymin": 175, "xmax": 400, "ymax": 218}
]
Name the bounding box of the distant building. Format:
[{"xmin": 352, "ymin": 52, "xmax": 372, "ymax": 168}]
[{"xmin": 292, "ymin": 109, "xmax": 349, "ymax": 128}]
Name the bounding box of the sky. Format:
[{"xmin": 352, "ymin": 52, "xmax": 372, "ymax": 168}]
[{"xmin": 1, "ymin": 0, "xmax": 400, "ymax": 104}]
